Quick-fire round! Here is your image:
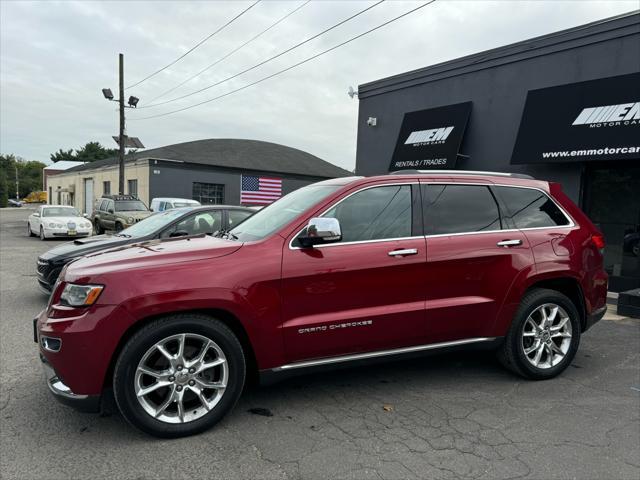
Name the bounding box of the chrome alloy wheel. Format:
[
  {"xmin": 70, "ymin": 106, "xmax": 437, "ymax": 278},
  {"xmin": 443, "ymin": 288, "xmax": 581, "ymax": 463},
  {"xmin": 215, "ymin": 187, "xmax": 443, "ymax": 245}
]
[
  {"xmin": 135, "ymin": 333, "xmax": 228, "ymax": 424},
  {"xmin": 522, "ymin": 303, "xmax": 572, "ymax": 369}
]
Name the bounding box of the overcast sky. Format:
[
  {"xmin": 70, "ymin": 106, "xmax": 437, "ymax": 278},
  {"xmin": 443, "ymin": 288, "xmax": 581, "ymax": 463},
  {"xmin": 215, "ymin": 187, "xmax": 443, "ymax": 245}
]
[{"xmin": 1, "ymin": 0, "xmax": 637, "ymax": 170}]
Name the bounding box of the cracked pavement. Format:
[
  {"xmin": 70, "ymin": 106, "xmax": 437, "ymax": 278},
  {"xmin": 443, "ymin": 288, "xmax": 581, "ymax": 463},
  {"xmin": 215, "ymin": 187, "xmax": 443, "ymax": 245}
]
[{"xmin": 1, "ymin": 207, "xmax": 639, "ymax": 479}]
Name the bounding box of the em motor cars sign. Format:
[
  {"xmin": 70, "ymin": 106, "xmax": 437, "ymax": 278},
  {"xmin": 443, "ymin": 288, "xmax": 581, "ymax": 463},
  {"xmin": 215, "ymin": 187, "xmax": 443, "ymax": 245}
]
[
  {"xmin": 511, "ymin": 73, "xmax": 640, "ymax": 164},
  {"xmin": 389, "ymin": 102, "xmax": 472, "ymax": 171}
]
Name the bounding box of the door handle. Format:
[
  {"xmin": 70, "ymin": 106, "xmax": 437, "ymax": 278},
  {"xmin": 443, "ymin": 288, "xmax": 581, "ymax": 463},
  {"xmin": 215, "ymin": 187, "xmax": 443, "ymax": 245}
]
[
  {"xmin": 388, "ymin": 248, "xmax": 418, "ymax": 257},
  {"xmin": 497, "ymin": 239, "xmax": 522, "ymax": 247}
]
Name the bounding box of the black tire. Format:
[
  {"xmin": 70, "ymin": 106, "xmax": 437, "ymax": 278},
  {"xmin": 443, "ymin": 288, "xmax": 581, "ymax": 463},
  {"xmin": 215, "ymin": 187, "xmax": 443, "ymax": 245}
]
[
  {"xmin": 498, "ymin": 288, "xmax": 581, "ymax": 380},
  {"xmin": 94, "ymin": 220, "xmax": 102, "ymax": 235},
  {"xmin": 113, "ymin": 314, "xmax": 246, "ymax": 438},
  {"xmin": 27, "ymin": 223, "xmax": 35, "ymax": 237},
  {"xmin": 115, "ymin": 222, "xmax": 123, "ymax": 232}
]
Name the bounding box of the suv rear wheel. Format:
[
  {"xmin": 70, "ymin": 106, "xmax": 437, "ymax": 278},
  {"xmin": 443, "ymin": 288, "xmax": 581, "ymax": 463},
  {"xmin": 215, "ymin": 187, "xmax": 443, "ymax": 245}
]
[
  {"xmin": 498, "ymin": 288, "xmax": 581, "ymax": 380},
  {"xmin": 113, "ymin": 314, "xmax": 246, "ymax": 438},
  {"xmin": 94, "ymin": 220, "xmax": 103, "ymax": 235}
]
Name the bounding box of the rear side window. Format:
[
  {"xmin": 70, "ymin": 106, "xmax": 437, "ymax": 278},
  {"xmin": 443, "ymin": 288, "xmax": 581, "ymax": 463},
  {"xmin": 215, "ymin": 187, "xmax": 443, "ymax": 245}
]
[
  {"xmin": 228, "ymin": 210, "xmax": 252, "ymax": 228},
  {"xmin": 425, "ymin": 184, "xmax": 501, "ymax": 235},
  {"xmin": 494, "ymin": 186, "xmax": 570, "ymax": 228},
  {"xmin": 323, "ymin": 185, "xmax": 412, "ymax": 242}
]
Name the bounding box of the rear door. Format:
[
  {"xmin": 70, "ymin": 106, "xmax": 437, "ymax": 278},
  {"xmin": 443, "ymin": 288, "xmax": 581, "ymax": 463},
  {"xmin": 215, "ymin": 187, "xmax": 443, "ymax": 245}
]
[
  {"xmin": 422, "ymin": 182, "xmax": 535, "ymax": 343},
  {"xmin": 281, "ymin": 183, "xmax": 427, "ymax": 362}
]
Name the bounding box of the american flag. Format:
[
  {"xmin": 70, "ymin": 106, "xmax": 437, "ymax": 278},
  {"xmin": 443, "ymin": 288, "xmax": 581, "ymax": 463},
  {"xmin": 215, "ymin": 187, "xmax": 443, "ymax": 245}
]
[{"xmin": 240, "ymin": 175, "xmax": 282, "ymax": 205}]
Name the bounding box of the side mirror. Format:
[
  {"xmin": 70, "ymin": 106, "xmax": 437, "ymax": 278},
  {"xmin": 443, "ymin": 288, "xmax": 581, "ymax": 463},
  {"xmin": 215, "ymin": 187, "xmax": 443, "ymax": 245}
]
[
  {"xmin": 108, "ymin": 209, "xmax": 114, "ymax": 214},
  {"xmin": 33, "ymin": 212, "xmax": 40, "ymax": 217},
  {"xmin": 169, "ymin": 230, "xmax": 189, "ymax": 238},
  {"xmin": 82, "ymin": 213, "xmax": 89, "ymax": 218},
  {"xmin": 298, "ymin": 217, "xmax": 342, "ymax": 248}
]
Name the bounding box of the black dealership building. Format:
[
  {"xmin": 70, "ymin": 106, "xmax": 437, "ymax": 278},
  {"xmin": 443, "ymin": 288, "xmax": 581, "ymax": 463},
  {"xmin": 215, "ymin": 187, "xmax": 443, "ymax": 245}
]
[{"xmin": 355, "ymin": 12, "xmax": 640, "ymax": 292}]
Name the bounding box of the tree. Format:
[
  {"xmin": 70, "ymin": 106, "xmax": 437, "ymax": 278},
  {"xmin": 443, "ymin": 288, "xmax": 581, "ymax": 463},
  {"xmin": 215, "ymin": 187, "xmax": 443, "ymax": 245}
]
[
  {"xmin": 0, "ymin": 154, "xmax": 46, "ymax": 203},
  {"xmin": 50, "ymin": 141, "xmax": 117, "ymax": 163}
]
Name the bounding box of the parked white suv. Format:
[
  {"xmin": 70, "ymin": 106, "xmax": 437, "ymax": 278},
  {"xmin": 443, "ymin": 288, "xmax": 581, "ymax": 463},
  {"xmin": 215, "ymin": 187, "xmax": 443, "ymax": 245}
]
[{"xmin": 150, "ymin": 197, "xmax": 201, "ymax": 212}]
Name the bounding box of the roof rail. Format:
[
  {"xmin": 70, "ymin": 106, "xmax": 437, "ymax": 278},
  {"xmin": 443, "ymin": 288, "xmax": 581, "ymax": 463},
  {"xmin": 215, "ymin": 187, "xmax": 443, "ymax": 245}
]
[{"xmin": 389, "ymin": 169, "xmax": 534, "ymax": 179}]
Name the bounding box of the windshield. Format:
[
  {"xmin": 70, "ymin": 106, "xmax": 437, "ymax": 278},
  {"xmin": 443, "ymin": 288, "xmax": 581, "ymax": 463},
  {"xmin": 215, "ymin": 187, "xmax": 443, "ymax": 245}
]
[
  {"xmin": 115, "ymin": 200, "xmax": 148, "ymax": 212},
  {"xmin": 121, "ymin": 209, "xmax": 190, "ymax": 237},
  {"xmin": 230, "ymin": 184, "xmax": 341, "ymax": 242},
  {"xmin": 42, "ymin": 207, "xmax": 80, "ymax": 217}
]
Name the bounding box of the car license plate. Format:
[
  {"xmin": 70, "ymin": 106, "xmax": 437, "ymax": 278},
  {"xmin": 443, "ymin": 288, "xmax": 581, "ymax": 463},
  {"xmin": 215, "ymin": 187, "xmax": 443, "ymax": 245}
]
[{"xmin": 67, "ymin": 229, "xmax": 77, "ymax": 235}]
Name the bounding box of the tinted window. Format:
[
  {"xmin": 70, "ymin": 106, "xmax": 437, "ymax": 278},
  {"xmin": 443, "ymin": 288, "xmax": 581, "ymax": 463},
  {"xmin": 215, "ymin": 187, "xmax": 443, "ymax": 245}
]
[
  {"xmin": 425, "ymin": 185, "xmax": 501, "ymax": 235},
  {"xmin": 323, "ymin": 185, "xmax": 412, "ymax": 242},
  {"xmin": 495, "ymin": 186, "xmax": 570, "ymax": 228},
  {"xmin": 228, "ymin": 210, "xmax": 252, "ymax": 228},
  {"xmin": 161, "ymin": 211, "xmax": 223, "ymax": 238}
]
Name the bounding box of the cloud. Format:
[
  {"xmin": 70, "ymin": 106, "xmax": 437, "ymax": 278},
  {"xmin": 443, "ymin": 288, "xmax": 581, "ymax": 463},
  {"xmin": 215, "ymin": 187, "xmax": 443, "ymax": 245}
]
[{"xmin": 1, "ymin": 0, "xmax": 637, "ymax": 170}]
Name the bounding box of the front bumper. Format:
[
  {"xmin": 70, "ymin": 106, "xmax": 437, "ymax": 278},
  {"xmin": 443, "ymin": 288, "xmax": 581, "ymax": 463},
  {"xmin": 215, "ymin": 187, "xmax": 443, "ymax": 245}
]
[
  {"xmin": 584, "ymin": 305, "xmax": 607, "ymax": 332},
  {"xmin": 43, "ymin": 227, "xmax": 92, "ymax": 238},
  {"xmin": 40, "ymin": 352, "xmax": 100, "ymax": 413},
  {"xmin": 35, "ymin": 304, "xmax": 133, "ymax": 409}
]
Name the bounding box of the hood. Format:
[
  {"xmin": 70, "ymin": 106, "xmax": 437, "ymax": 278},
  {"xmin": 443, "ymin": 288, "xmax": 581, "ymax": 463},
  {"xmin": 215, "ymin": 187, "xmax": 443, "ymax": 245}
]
[
  {"xmin": 119, "ymin": 211, "xmax": 152, "ymax": 219},
  {"xmin": 65, "ymin": 235, "xmax": 242, "ymax": 279},
  {"xmin": 39, "ymin": 234, "xmax": 136, "ymax": 262}
]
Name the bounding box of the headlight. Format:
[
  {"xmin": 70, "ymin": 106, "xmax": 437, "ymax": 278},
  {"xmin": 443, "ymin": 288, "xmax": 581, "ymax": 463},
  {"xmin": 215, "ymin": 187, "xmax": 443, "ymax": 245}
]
[
  {"xmin": 48, "ymin": 222, "xmax": 63, "ymax": 228},
  {"xmin": 127, "ymin": 217, "xmax": 134, "ymax": 223},
  {"xmin": 60, "ymin": 283, "xmax": 104, "ymax": 307}
]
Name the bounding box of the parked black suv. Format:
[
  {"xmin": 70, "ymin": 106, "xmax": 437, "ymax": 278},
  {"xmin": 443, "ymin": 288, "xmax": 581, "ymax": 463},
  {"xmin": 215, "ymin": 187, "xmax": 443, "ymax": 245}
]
[
  {"xmin": 36, "ymin": 205, "xmax": 254, "ymax": 293},
  {"xmin": 92, "ymin": 195, "xmax": 152, "ymax": 234}
]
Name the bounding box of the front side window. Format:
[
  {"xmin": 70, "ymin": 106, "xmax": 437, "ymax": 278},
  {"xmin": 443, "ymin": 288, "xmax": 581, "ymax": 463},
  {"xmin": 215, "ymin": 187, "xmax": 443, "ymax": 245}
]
[
  {"xmin": 425, "ymin": 184, "xmax": 501, "ymax": 235},
  {"xmin": 161, "ymin": 211, "xmax": 223, "ymax": 238},
  {"xmin": 322, "ymin": 185, "xmax": 412, "ymax": 243},
  {"xmin": 494, "ymin": 186, "xmax": 570, "ymax": 229}
]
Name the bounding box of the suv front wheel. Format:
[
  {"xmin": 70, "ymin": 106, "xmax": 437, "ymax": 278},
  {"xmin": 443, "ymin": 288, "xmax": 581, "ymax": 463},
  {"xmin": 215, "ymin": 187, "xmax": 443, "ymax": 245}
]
[
  {"xmin": 113, "ymin": 314, "xmax": 246, "ymax": 438},
  {"xmin": 498, "ymin": 288, "xmax": 581, "ymax": 380}
]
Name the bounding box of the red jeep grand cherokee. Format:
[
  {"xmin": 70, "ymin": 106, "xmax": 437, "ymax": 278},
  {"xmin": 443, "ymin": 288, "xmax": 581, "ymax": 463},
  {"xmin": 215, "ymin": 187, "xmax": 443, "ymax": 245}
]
[{"xmin": 36, "ymin": 171, "xmax": 608, "ymax": 437}]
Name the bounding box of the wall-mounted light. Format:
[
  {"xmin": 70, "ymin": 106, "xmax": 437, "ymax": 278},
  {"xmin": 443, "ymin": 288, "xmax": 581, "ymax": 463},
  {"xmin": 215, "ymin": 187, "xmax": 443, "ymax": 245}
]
[{"xmin": 367, "ymin": 117, "xmax": 377, "ymax": 127}]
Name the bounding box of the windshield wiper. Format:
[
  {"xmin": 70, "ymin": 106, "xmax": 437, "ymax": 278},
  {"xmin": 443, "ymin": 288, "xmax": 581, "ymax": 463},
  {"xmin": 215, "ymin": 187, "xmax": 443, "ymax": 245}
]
[
  {"xmin": 213, "ymin": 229, "xmax": 238, "ymax": 241},
  {"xmin": 115, "ymin": 233, "xmax": 132, "ymax": 238}
]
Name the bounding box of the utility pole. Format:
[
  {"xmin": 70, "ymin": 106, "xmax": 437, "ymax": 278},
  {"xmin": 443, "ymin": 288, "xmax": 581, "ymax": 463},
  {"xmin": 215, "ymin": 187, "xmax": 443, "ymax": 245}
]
[
  {"xmin": 118, "ymin": 53, "xmax": 125, "ymax": 195},
  {"xmin": 15, "ymin": 163, "xmax": 19, "ymax": 201},
  {"xmin": 102, "ymin": 55, "xmax": 143, "ymax": 196}
]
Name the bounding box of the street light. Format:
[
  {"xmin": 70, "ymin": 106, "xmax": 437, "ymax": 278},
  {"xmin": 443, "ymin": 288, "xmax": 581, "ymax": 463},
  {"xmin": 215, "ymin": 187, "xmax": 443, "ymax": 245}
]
[
  {"xmin": 101, "ymin": 54, "xmax": 143, "ymax": 195},
  {"xmin": 102, "ymin": 88, "xmax": 114, "ymax": 100}
]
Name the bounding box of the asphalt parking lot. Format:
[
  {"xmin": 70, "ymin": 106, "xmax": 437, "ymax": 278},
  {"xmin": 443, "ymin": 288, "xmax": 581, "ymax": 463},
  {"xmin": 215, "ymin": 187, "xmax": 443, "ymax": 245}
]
[{"xmin": 0, "ymin": 206, "xmax": 638, "ymax": 480}]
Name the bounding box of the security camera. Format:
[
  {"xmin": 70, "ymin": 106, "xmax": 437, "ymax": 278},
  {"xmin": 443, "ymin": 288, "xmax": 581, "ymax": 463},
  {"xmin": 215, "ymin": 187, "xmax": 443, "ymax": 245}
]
[{"xmin": 367, "ymin": 117, "xmax": 377, "ymax": 127}]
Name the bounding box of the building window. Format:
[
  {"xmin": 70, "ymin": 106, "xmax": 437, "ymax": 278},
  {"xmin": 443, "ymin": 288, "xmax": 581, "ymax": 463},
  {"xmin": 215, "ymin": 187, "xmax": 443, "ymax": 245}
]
[
  {"xmin": 127, "ymin": 179, "xmax": 138, "ymax": 197},
  {"xmin": 192, "ymin": 182, "xmax": 224, "ymax": 205},
  {"xmin": 103, "ymin": 181, "xmax": 111, "ymax": 195}
]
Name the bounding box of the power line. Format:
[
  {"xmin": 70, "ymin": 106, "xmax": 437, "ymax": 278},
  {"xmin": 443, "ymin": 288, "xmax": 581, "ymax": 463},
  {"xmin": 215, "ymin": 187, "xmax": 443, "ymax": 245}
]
[
  {"xmin": 148, "ymin": 0, "xmax": 312, "ymax": 104},
  {"xmin": 138, "ymin": 0, "xmax": 385, "ymax": 109},
  {"xmin": 131, "ymin": 0, "xmax": 436, "ymax": 121},
  {"xmin": 126, "ymin": 0, "xmax": 261, "ymax": 89}
]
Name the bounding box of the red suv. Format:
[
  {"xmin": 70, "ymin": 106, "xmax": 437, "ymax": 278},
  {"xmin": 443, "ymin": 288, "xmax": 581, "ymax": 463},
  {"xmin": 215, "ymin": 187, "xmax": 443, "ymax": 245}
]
[{"xmin": 35, "ymin": 171, "xmax": 608, "ymax": 437}]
